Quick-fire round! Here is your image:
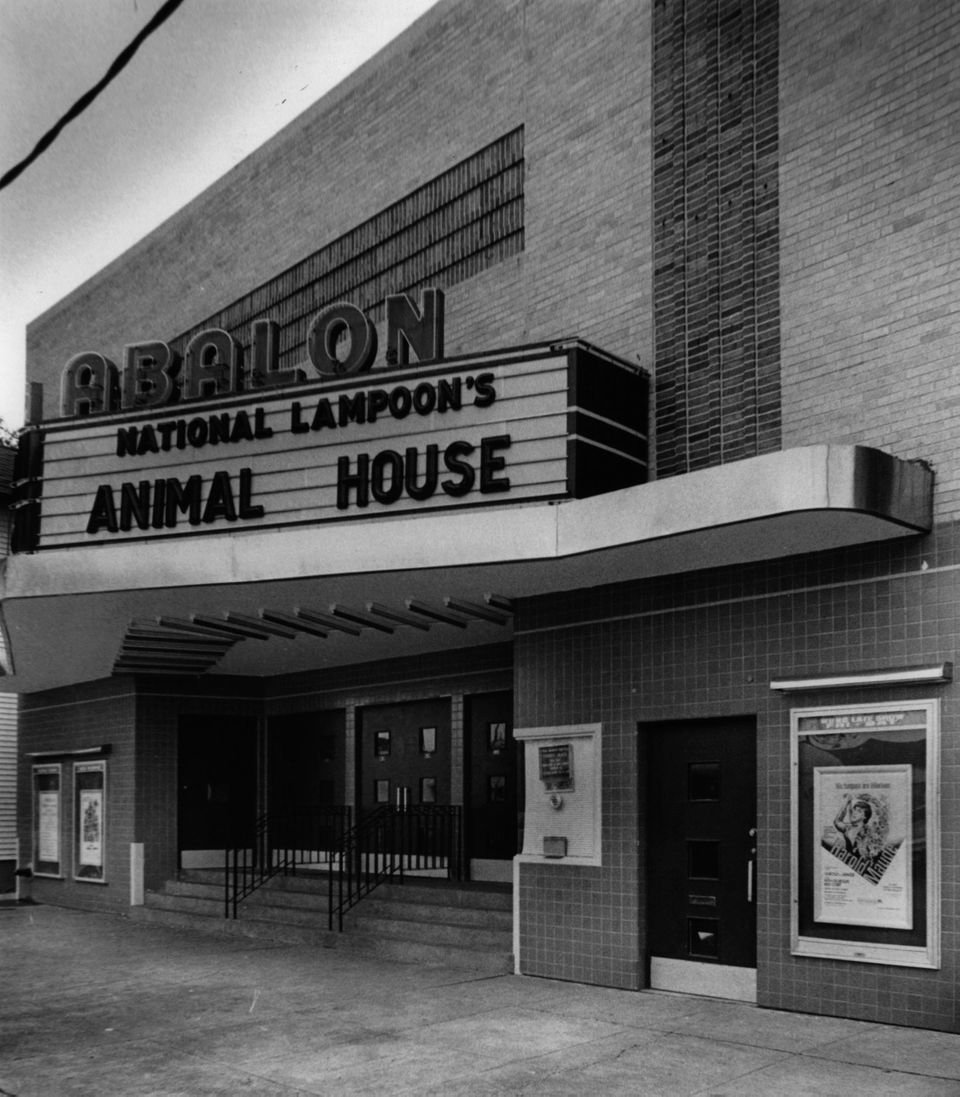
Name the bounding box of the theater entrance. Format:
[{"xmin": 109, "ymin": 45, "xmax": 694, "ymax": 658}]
[
  {"xmin": 356, "ymin": 694, "xmax": 518, "ymax": 881},
  {"xmin": 177, "ymin": 716, "xmax": 258, "ymax": 869},
  {"xmin": 645, "ymin": 718, "xmax": 757, "ymax": 1002}
]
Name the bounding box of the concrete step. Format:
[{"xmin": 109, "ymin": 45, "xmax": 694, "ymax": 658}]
[
  {"xmin": 355, "ymin": 895, "xmax": 511, "ymax": 931},
  {"xmin": 347, "ymin": 911, "xmax": 511, "ymax": 950},
  {"xmin": 333, "ymin": 930, "xmax": 512, "ymax": 974},
  {"xmin": 133, "ymin": 903, "xmax": 329, "ymax": 946},
  {"xmin": 141, "ymin": 869, "xmax": 513, "ymax": 971},
  {"xmin": 146, "ymin": 889, "xmax": 223, "ymax": 918},
  {"xmin": 376, "ymin": 879, "xmax": 512, "ymax": 912}
]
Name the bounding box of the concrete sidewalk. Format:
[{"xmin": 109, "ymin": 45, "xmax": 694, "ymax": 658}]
[{"xmin": 1, "ymin": 904, "xmax": 958, "ymax": 1097}]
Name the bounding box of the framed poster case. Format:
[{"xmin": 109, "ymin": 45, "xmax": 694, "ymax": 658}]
[
  {"xmin": 791, "ymin": 700, "xmax": 940, "ymax": 968},
  {"xmin": 74, "ymin": 760, "xmax": 106, "ymax": 882},
  {"xmin": 32, "ymin": 764, "xmax": 62, "ymax": 877}
]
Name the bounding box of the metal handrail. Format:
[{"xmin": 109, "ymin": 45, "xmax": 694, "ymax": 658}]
[
  {"xmin": 224, "ymin": 806, "xmax": 351, "ymax": 918},
  {"xmin": 329, "ymin": 804, "xmax": 464, "ymax": 931}
]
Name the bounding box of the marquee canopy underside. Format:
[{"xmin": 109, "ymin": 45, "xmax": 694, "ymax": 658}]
[{"xmin": 0, "ymin": 445, "xmax": 932, "ymax": 692}]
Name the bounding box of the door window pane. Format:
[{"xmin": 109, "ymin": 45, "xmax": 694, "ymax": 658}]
[
  {"xmin": 688, "ymin": 761, "xmax": 720, "ymax": 800},
  {"xmin": 688, "ymin": 839, "xmax": 720, "ymax": 879},
  {"xmin": 688, "ymin": 918, "xmax": 720, "ymax": 959}
]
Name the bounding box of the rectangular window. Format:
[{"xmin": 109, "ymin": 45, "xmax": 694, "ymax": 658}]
[
  {"xmin": 488, "ymin": 774, "xmax": 506, "ymax": 803},
  {"xmin": 791, "ymin": 700, "xmax": 940, "ymax": 968},
  {"xmin": 488, "ymin": 721, "xmax": 507, "ymax": 753},
  {"xmin": 74, "ymin": 761, "xmax": 106, "ymax": 882},
  {"xmin": 32, "ymin": 764, "xmax": 62, "ymax": 877}
]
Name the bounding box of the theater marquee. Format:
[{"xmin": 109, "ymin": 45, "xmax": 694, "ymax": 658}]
[{"xmin": 17, "ymin": 341, "xmax": 648, "ymax": 550}]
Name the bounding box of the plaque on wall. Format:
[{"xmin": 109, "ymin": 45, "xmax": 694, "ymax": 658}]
[{"xmin": 539, "ymin": 744, "xmax": 574, "ymax": 792}]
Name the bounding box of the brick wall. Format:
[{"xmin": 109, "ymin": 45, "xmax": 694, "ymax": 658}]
[
  {"xmin": 779, "ymin": 1, "xmax": 960, "ymax": 522},
  {"xmin": 515, "ymin": 520, "xmax": 959, "ymax": 1031},
  {"xmin": 18, "ymin": 682, "xmax": 136, "ymax": 912},
  {"xmin": 27, "ymin": 0, "xmax": 653, "ymax": 426},
  {"xmin": 653, "ymin": 0, "xmax": 781, "ymax": 477}
]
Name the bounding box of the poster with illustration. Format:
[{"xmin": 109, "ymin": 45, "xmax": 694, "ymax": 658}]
[
  {"xmin": 813, "ymin": 764, "xmax": 912, "ymax": 930},
  {"xmin": 79, "ymin": 789, "xmax": 103, "ymax": 867}
]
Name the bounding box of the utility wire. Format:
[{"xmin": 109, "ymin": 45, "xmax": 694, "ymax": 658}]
[{"xmin": 0, "ymin": 0, "xmax": 187, "ymax": 191}]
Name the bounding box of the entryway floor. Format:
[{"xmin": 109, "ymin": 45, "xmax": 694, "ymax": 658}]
[{"xmin": 2, "ymin": 902, "xmax": 958, "ymax": 1096}]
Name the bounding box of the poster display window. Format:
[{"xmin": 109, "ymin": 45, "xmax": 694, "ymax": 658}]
[
  {"xmin": 33, "ymin": 764, "xmax": 62, "ymax": 877},
  {"xmin": 791, "ymin": 701, "xmax": 940, "ymax": 968},
  {"xmin": 74, "ymin": 761, "xmax": 106, "ymax": 882}
]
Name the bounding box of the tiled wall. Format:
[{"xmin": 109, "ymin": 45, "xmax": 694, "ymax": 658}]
[{"xmin": 515, "ymin": 519, "xmax": 959, "ymax": 1031}]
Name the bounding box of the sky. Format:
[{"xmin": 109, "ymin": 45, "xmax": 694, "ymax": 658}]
[{"xmin": 0, "ymin": 0, "xmax": 440, "ymax": 433}]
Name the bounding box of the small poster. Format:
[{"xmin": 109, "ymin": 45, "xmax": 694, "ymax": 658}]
[
  {"xmin": 38, "ymin": 791, "xmax": 60, "ymax": 863},
  {"xmin": 75, "ymin": 761, "xmax": 106, "ymax": 880},
  {"xmin": 79, "ymin": 789, "xmax": 103, "ymax": 867},
  {"xmin": 813, "ymin": 764, "xmax": 912, "ymax": 929},
  {"xmin": 539, "ymin": 743, "xmax": 573, "ymax": 792}
]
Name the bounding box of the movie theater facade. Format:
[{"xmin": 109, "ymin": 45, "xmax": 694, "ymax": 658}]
[{"xmin": 5, "ymin": 0, "xmax": 958, "ymax": 1031}]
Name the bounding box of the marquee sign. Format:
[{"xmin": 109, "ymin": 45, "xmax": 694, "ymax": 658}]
[
  {"xmin": 59, "ymin": 289, "xmax": 447, "ymax": 418},
  {"xmin": 16, "ymin": 340, "xmax": 648, "ymax": 550}
]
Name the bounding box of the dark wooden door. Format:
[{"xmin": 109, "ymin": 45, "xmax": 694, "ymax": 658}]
[
  {"xmin": 177, "ymin": 716, "xmax": 257, "ymax": 853},
  {"xmin": 465, "ymin": 691, "xmax": 517, "ymax": 861},
  {"xmin": 647, "ymin": 718, "xmax": 757, "ymax": 968},
  {"xmin": 358, "ymin": 698, "xmax": 450, "ymax": 811}
]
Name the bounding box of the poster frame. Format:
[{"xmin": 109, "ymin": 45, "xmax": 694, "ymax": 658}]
[
  {"xmin": 74, "ymin": 760, "xmax": 107, "ymax": 883},
  {"xmin": 790, "ymin": 699, "xmax": 940, "ymax": 968},
  {"xmin": 32, "ymin": 763, "xmax": 62, "ymax": 878}
]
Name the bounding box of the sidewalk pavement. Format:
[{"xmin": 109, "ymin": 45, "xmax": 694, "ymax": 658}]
[{"xmin": 2, "ymin": 903, "xmax": 959, "ymax": 1097}]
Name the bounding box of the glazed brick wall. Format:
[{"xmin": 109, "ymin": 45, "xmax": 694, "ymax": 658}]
[
  {"xmin": 653, "ymin": 0, "xmax": 781, "ymax": 477},
  {"xmin": 514, "ymin": 520, "xmax": 959, "ymax": 1031},
  {"xmin": 26, "ymin": 0, "xmax": 652, "ymax": 424},
  {"xmin": 779, "ymin": 2, "xmax": 960, "ymax": 522},
  {"xmin": 17, "ymin": 681, "xmax": 136, "ymax": 913}
]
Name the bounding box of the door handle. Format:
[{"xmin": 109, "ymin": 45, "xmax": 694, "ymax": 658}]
[{"xmin": 747, "ymin": 826, "xmax": 757, "ymax": 903}]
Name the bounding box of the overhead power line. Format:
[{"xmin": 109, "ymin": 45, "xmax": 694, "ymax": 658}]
[{"xmin": 0, "ymin": 0, "xmax": 187, "ymax": 191}]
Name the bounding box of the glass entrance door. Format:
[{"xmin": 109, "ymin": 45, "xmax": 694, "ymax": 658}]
[{"xmin": 646, "ymin": 718, "xmax": 757, "ymax": 1000}]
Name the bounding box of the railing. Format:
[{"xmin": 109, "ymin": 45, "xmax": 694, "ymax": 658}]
[
  {"xmin": 329, "ymin": 804, "xmax": 464, "ymax": 931},
  {"xmin": 224, "ymin": 806, "xmax": 352, "ymax": 919}
]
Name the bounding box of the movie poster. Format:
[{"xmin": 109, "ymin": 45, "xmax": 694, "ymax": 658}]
[
  {"xmin": 813, "ymin": 764, "xmax": 912, "ymax": 930},
  {"xmin": 79, "ymin": 789, "xmax": 103, "ymax": 867},
  {"xmin": 37, "ymin": 791, "xmax": 60, "ymax": 863}
]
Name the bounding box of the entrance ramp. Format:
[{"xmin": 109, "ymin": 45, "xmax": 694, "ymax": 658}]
[{"xmin": 138, "ymin": 869, "xmax": 513, "ymax": 974}]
